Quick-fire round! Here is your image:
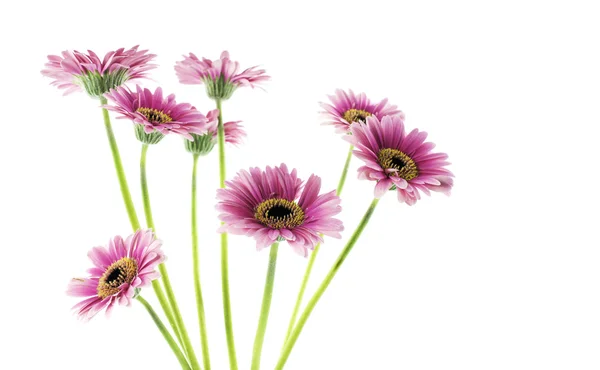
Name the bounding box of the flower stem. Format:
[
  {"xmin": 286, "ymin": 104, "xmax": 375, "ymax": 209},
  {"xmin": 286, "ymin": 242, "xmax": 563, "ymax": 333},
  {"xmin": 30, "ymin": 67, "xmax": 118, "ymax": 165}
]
[
  {"xmin": 191, "ymin": 153, "xmax": 211, "ymax": 370},
  {"xmin": 251, "ymin": 243, "xmax": 280, "ymax": 370},
  {"xmin": 137, "ymin": 295, "xmax": 192, "ymax": 370},
  {"xmin": 140, "ymin": 144, "xmax": 202, "ymax": 370},
  {"xmin": 216, "ymin": 98, "xmax": 238, "ymax": 370},
  {"xmin": 282, "ymin": 144, "xmax": 354, "ymax": 346},
  {"xmin": 275, "ymin": 198, "xmax": 380, "ymax": 370},
  {"xmin": 99, "ymin": 96, "xmax": 141, "ymax": 231},
  {"xmin": 100, "ymin": 103, "xmax": 185, "ymax": 355}
]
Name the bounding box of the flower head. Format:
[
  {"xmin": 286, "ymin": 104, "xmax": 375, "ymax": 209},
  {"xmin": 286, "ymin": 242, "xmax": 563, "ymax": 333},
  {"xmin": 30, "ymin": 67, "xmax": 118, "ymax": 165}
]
[
  {"xmin": 216, "ymin": 164, "xmax": 343, "ymax": 256},
  {"xmin": 104, "ymin": 85, "xmax": 212, "ymax": 142},
  {"xmin": 175, "ymin": 51, "xmax": 269, "ymax": 100},
  {"xmin": 185, "ymin": 109, "xmax": 246, "ymax": 155},
  {"xmin": 345, "ymin": 115, "xmax": 454, "ymax": 205},
  {"xmin": 66, "ymin": 229, "xmax": 165, "ymax": 321},
  {"xmin": 320, "ymin": 89, "xmax": 403, "ymax": 134},
  {"xmin": 41, "ymin": 45, "xmax": 156, "ymax": 98}
]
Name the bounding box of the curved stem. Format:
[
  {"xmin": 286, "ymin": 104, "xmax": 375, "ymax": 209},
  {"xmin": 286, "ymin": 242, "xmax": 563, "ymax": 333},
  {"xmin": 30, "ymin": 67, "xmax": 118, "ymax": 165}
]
[
  {"xmin": 216, "ymin": 98, "xmax": 238, "ymax": 370},
  {"xmin": 282, "ymin": 144, "xmax": 354, "ymax": 345},
  {"xmin": 275, "ymin": 198, "xmax": 380, "ymax": 370},
  {"xmin": 137, "ymin": 295, "xmax": 192, "ymax": 370},
  {"xmin": 99, "ymin": 96, "xmax": 140, "ymax": 231},
  {"xmin": 152, "ymin": 280, "xmax": 183, "ymax": 346},
  {"xmin": 336, "ymin": 144, "xmax": 354, "ymax": 195},
  {"xmin": 140, "ymin": 144, "xmax": 202, "ymax": 370},
  {"xmin": 251, "ymin": 243, "xmax": 280, "ymax": 370},
  {"xmin": 192, "ymin": 154, "xmax": 211, "ymax": 370}
]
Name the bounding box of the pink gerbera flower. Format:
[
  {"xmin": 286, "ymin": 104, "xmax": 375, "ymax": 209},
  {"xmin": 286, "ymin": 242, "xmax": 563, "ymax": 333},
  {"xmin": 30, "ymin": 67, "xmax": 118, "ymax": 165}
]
[
  {"xmin": 345, "ymin": 115, "xmax": 454, "ymax": 205},
  {"xmin": 320, "ymin": 89, "xmax": 404, "ymax": 134},
  {"xmin": 175, "ymin": 51, "xmax": 270, "ymax": 100},
  {"xmin": 41, "ymin": 45, "xmax": 156, "ymax": 97},
  {"xmin": 66, "ymin": 229, "xmax": 165, "ymax": 321},
  {"xmin": 104, "ymin": 85, "xmax": 212, "ymax": 142},
  {"xmin": 216, "ymin": 164, "xmax": 343, "ymax": 256},
  {"xmin": 185, "ymin": 109, "xmax": 246, "ymax": 155}
]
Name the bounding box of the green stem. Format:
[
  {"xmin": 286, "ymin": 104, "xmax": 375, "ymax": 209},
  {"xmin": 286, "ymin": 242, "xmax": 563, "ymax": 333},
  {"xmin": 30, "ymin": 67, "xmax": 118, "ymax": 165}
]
[
  {"xmin": 251, "ymin": 243, "xmax": 280, "ymax": 370},
  {"xmin": 216, "ymin": 98, "xmax": 238, "ymax": 370},
  {"xmin": 137, "ymin": 295, "xmax": 192, "ymax": 370},
  {"xmin": 99, "ymin": 96, "xmax": 141, "ymax": 231},
  {"xmin": 140, "ymin": 144, "xmax": 202, "ymax": 370},
  {"xmin": 100, "ymin": 103, "xmax": 185, "ymax": 355},
  {"xmin": 152, "ymin": 280, "xmax": 184, "ymax": 346},
  {"xmin": 282, "ymin": 144, "xmax": 354, "ymax": 345},
  {"xmin": 336, "ymin": 144, "xmax": 354, "ymax": 195},
  {"xmin": 275, "ymin": 198, "xmax": 381, "ymax": 370},
  {"xmin": 192, "ymin": 154, "xmax": 211, "ymax": 370}
]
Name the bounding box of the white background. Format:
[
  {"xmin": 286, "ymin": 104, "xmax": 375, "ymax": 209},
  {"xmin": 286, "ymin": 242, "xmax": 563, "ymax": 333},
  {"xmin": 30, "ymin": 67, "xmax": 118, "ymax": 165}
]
[{"xmin": 1, "ymin": 0, "xmax": 599, "ymax": 369}]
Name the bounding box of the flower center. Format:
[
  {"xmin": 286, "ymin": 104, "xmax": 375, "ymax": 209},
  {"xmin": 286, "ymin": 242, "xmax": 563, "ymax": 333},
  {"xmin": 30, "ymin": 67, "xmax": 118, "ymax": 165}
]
[
  {"xmin": 137, "ymin": 107, "xmax": 172, "ymax": 124},
  {"xmin": 254, "ymin": 198, "xmax": 305, "ymax": 229},
  {"xmin": 343, "ymin": 109, "xmax": 372, "ymax": 124},
  {"xmin": 97, "ymin": 257, "xmax": 138, "ymax": 299},
  {"xmin": 377, "ymin": 148, "xmax": 419, "ymax": 180}
]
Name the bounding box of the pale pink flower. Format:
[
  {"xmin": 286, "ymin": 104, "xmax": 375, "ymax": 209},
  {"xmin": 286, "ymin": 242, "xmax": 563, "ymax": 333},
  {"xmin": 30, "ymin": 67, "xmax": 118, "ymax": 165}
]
[
  {"xmin": 320, "ymin": 89, "xmax": 403, "ymax": 134},
  {"xmin": 42, "ymin": 45, "xmax": 156, "ymax": 97},
  {"xmin": 175, "ymin": 51, "xmax": 269, "ymax": 100}
]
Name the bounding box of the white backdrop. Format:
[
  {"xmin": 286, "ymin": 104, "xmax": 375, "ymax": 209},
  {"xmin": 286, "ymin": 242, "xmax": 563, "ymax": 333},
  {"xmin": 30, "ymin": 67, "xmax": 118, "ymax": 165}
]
[{"xmin": 1, "ymin": 0, "xmax": 599, "ymax": 369}]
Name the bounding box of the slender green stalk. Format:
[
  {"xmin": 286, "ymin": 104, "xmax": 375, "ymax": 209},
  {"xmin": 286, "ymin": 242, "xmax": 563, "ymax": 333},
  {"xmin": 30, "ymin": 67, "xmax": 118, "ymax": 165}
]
[
  {"xmin": 251, "ymin": 243, "xmax": 280, "ymax": 370},
  {"xmin": 140, "ymin": 144, "xmax": 202, "ymax": 370},
  {"xmin": 137, "ymin": 295, "xmax": 192, "ymax": 370},
  {"xmin": 99, "ymin": 104, "xmax": 184, "ymax": 352},
  {"xmin": 282, "ymin": 144, "xmax": 354, "ymax": 345},
  {"xmin": 99, "ymin": 96, "xmax": 141, "ymax": 230},
  {"xmin": 336, "ymin": 144, "xmax": 354, "ymax": 195},
  {"xmin": 152, "ymin": 280, "xmax": 184, "ymax": 346},
  {"xmin": 275, "ymin": 198, "xmax": 381, "ymax": 370},
  {"xmin": 191, "ymin": 154, "xmax": 211, "ymax": 370},
  {"xmin": 216, "ymin": 98, "xmax": 238, "ymax": 370}
]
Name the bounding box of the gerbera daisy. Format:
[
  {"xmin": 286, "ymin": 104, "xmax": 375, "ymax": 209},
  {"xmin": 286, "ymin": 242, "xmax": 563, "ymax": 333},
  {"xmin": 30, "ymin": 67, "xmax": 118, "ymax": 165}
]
[
  {"xmin": 41, "ymin": 45, "xmax": 156, "ymax": 97},
  {"xmin": 320, "ymin": 89, "xmax": 404, "ymax": 134},
  {"xmin": 104, "ymin": 85, "xmax": 212, "ymax": 142},
  {"xmin": 174, "ymin": 50, "xmax": 269, "ymax": 100},
  {"xmin": 345, "ymin": 115, "xmax": 454, "ymax": 205},
  {"xmin": 66, "ymin": 229, "xmax": 165, "ymax": 321},
  {"xmin": 216, "ymin": 164, "xmax": 343, "ymax": 256},
  {"xmin": 185, "ymin": 109, "xmax": 246, "ymax": 155}
]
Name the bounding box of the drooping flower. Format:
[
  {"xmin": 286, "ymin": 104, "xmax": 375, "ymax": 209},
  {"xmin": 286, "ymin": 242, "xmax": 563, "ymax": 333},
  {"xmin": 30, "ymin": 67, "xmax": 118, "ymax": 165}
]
[
  {"xmin": 345, "ymin": 115, "xmax": 454, "ymax": 205},
  {"xmin": 216, "ymin": 164, "xmax": 343, "ymax": 255},
  {"xmin": 66, "ymin": 229, "xmax": 165, "ymax": 321},
  {"xmin": 104, "ymin": 85, "xmax": 212, "ymax": 143},
  {"xmin": 175, "ymin": 51, "xmax": 269, "ymax": 100},
  {"xmin": 41, "ymin": 45, "xmax": 156, "ymax": 97},
  {"xmin": 320, "ymin": 89, "xmax": 404, "ymax": 134},
  {"xmin": 185, "ymin": 109, "xmax": 246, "ymax": 155}
]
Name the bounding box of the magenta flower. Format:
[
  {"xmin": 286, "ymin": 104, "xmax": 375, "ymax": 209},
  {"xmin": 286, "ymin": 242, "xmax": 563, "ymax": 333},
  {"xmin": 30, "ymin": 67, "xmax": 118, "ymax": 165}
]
[
  {"xmin": 320, "ymin": 89, "xmax": 404, "ymax": 134},
  {"xmin": 175, "ymin": 51, "xmax": 270, "ymax": 100},
  {"xmin": 216, "ymin": 164, "xmax": 343, "ymax": 256},
  {"xmin": 66, "ymin": 229, "xmax": 165, "ymax": 321},
  {"xmin": 104, "ymin": 85, "xmax": 212, "ymax": 142},
  {"xmin": 41, "ymin": 45, "xmax": 156, "ymax": 97},
  {"xmin": 185, "ymin": 109, "xmax": 246, "ymax": 155},
  {"xmin": 345, "ymin": 115, "xmax": 454, "ymax": 205}
]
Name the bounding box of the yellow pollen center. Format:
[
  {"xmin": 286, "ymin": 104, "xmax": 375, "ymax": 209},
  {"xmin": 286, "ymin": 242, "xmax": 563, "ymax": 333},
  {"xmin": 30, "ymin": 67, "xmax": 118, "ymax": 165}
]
[
  {"xmin": 377, "ymin": 148, "xmax": 419, "ymax": 181},
  {"xmin": 343, "ymin": 109, "xmax": 372, "ymax": 124},
  {"xmin": 97, "ymin": 257, "xmax": 138, "ymax": 299},
  {"xmin": 137, "ymin": 107, "xmax": 172, "ymax": 124},
  {"xmin": 254, "ymin": 198, "xmax": 305, "ymax": 230}
]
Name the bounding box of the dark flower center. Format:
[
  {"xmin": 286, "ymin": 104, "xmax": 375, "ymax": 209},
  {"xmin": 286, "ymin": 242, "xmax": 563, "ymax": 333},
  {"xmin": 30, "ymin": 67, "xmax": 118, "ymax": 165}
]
[
  {"xmin": 97, "ymin": 257, "xmax": 138, "ymax": 299},
  {"xmin": 377, "ymin": 148, "xmax": 419, "ymax": 180},
  {"xmin": 343, "ymin": 109, "xmax": 372, "ymax": 124},
  {"xmin": 137, "ymin": 107, "xmax": 172, "ymax": 124},
  {"xmin": 254, "ymin": 198, "xmax": 305, "ymax": 230}
]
